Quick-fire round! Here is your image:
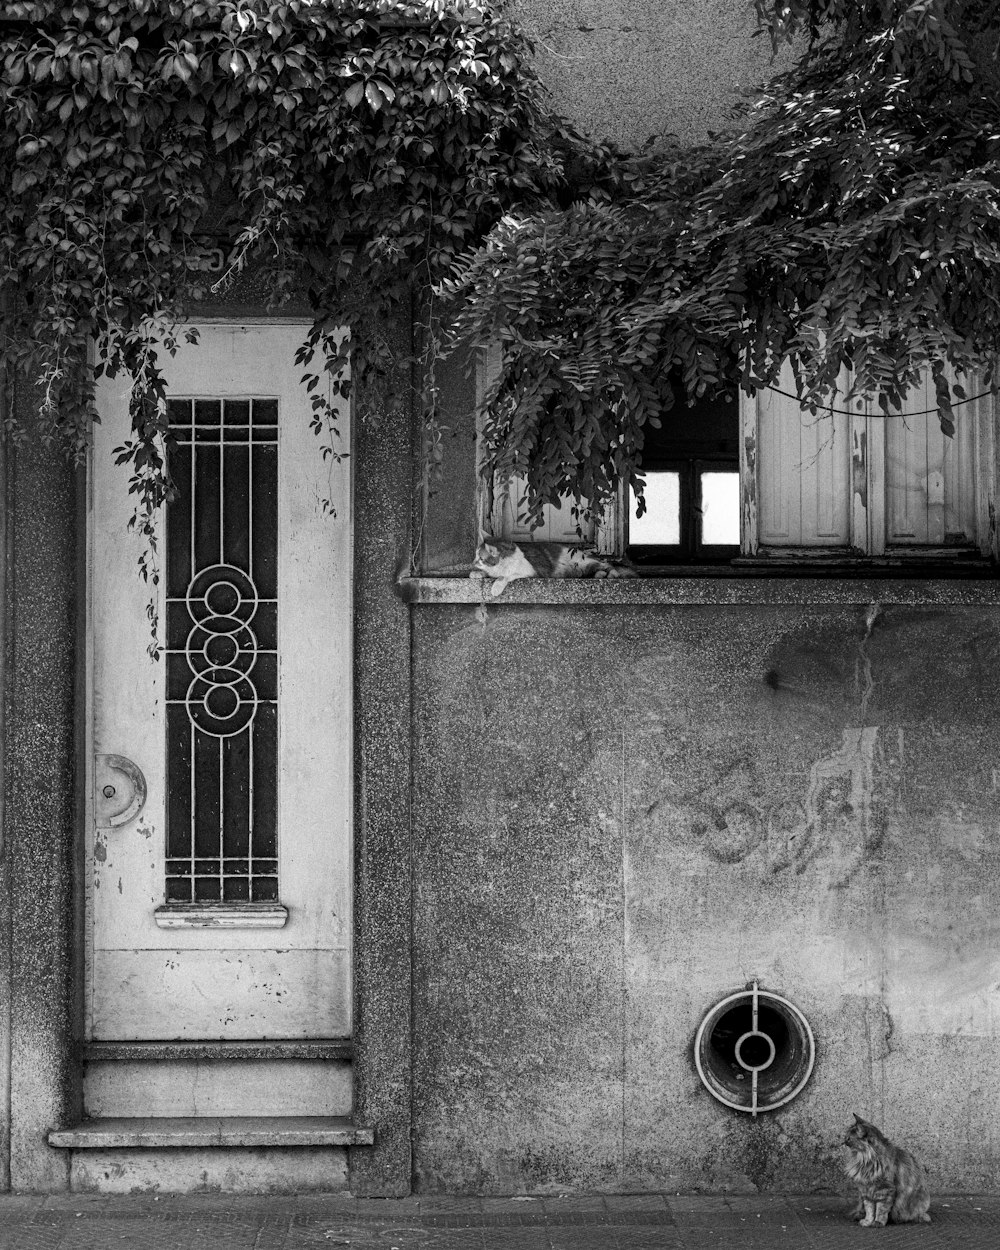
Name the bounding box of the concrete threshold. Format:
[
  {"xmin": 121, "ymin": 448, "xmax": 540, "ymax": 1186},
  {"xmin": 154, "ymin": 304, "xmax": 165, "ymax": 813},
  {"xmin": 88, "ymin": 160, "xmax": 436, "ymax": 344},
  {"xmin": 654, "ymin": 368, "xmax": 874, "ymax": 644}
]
[{"xmin": 82, "ymin": 1038, "xmax": 354, "ymax": 1061}]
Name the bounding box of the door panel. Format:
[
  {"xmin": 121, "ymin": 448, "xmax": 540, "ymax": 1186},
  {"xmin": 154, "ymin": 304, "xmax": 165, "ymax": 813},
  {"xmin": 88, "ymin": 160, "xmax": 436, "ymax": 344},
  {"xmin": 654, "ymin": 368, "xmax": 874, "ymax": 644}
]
[
  {"xmin": 91, "ymin": 949, "xmax": 350, "ymax": 1039},
  {"xmin": 88, "ymin": 322, "xmax": 352, "ymax": 1040}
]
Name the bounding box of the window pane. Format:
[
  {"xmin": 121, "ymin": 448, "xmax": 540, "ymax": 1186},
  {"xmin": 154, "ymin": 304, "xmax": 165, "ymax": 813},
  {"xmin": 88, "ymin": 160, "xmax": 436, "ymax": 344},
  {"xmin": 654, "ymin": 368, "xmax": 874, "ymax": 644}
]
[
  {"xmin": 164, "ymin": 396, "xmax": 279, "ymax": 906},
  {"xmin": 701, "ymin": 471, "xmax": 740, "ymax": 545},
  {"xmin": 630, "ymin": 472, "xmax": 680, "ymax": 545}
]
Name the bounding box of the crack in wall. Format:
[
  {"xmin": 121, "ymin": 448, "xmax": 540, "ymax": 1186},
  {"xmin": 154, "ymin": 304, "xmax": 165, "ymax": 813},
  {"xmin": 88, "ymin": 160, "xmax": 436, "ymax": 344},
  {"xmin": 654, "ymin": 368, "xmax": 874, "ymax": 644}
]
[{"xmin": 858, "ymin": 602, "xmax": 881, "ymax": 726}]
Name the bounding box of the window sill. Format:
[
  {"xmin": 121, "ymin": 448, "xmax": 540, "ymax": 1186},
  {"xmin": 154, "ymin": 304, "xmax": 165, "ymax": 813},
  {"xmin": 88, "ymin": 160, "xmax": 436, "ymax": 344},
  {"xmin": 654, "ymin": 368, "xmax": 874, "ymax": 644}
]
[
  {"xmin": 398, "ymin": 572, "xmax": 1000, "ymax": 607},
  {"xmin": 154, "ymin": 903, "xmax": 288, "ymax": 930}
]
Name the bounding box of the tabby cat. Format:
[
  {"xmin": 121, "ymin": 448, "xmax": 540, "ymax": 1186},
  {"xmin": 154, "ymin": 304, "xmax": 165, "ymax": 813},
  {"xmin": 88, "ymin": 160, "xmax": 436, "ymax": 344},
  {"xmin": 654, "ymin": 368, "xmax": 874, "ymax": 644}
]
[
  {"xmin": 471, "ymin": 538, "xmax": 635, "ymax": 596},
  {"xmin": 844, "ymin": 1114, "xmax": 931, "ymax": 1227}
]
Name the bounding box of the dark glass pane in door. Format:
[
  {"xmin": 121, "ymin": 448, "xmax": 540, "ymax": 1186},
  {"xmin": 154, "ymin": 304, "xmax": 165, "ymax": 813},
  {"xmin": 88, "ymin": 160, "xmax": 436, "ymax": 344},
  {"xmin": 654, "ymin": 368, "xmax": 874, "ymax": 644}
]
[{"xmin": 163, "ymin": 396, "xmax": 279, "ymax": 906}]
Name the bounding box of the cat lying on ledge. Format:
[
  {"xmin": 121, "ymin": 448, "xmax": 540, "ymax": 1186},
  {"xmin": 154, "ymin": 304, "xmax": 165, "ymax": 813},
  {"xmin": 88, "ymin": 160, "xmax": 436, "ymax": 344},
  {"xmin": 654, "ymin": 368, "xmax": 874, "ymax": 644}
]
[{"xmin": 471, "ymin": 538, "xmax": 636, "ymax": 596}]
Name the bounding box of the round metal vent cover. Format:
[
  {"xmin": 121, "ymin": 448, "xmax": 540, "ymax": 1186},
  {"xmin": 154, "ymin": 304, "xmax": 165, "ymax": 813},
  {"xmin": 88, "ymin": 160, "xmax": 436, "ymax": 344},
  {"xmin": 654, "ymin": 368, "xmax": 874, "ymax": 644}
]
[{"xmin": 694, "ymin": 981, "xmax": 815, "ymax": 1116}]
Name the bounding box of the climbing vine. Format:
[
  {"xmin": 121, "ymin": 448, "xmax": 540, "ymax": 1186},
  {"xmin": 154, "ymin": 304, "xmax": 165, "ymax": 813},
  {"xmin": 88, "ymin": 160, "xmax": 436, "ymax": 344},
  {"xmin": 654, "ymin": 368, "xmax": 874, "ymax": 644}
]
[
  {"xmin": 442, "ymin": 0, "xmax": 1000, "ymax": 526},
  {"xmin": 0, "ymin": 0, "xmax": 596, "ymax": 556},
  {"xmin": 5, "ymin": 1, "xmax": 1000, "ymax": 540}
]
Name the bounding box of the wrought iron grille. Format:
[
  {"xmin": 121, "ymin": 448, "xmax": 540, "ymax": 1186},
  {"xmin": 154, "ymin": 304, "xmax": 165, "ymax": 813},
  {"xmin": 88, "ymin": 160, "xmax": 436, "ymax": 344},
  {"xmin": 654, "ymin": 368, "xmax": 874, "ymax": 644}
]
[{"xmin": 163, "ymin": 397, "xmax": 278, "ymax": 904}]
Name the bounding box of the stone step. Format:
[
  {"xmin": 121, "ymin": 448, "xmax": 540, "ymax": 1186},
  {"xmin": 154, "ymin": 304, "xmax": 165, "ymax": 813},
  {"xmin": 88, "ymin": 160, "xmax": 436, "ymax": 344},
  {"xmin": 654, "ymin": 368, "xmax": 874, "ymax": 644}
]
[
  {"xmin": 82, "ymin": 1055, "xmax": 353, "ymax": 1118},
  {"xmin": 48, "ymin": 1115, "xmax": 374, "ymax": 1149}
]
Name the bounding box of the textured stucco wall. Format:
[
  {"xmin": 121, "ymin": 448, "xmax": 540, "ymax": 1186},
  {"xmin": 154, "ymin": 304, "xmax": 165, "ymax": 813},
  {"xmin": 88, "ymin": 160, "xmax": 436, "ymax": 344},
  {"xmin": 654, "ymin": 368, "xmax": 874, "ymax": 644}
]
[
  {"xmin": 410, "ymin": 600, "xmax": 1000, "ymax": 1193},
  {"xmin": 512, "ymin": 0, "xmax": 787, "ymax": 148},
  {"xmin": 349, "ymin": 313, "xmax": 417, "ymax": 1197},
  {"xmin": 1, "ymin": 414, "xmax": 81, "ymax": 1193},
  {"xmin": 404, "ymin": 0, "xmax": 997, "ymax": 1196}
]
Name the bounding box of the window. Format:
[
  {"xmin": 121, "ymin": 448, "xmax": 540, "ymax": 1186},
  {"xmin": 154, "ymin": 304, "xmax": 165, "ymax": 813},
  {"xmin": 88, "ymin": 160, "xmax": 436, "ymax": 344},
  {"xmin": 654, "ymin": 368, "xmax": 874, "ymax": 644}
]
[
  {"xmin": 626, "ymin": 376, "xmax": 740, "ymax": 564},
  {"xmin": 744, "ymin": 362, "xmax": 999, "ymax": 563},
  {"xmin": 477, "ymin": 348, "xmax": 1000, "ymax": 569},
  {"xmin": 475, "ymin": 343, "xmax": 608, "ymax": 552},
  {"xmin": 164, "ymin": 397, "xmax": 279, "ymax": 905}
]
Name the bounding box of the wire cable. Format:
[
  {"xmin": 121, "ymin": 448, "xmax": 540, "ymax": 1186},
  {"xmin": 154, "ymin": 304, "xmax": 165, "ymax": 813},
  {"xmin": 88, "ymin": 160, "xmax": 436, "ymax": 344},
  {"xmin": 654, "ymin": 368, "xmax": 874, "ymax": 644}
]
[{"xmin": 763, "ymin": 383, "xmax": 998, "ymax": 418}]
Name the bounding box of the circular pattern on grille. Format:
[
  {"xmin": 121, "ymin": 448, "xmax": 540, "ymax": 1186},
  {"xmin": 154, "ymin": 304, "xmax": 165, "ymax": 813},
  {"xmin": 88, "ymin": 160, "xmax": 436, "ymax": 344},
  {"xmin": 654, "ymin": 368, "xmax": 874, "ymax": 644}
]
[
  {"xmin": 187, "ymin": 564, "xmax": 258, "ymax": 625},
  {"xmin": 184, "ymin": 564, "xmax": 260, "ymax": 737}
]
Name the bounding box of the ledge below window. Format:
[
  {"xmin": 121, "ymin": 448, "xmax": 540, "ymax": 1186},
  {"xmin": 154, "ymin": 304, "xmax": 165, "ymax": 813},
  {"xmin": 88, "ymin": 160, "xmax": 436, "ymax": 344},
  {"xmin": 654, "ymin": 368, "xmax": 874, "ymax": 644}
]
[
  {"xmin": 154, "ymin": 903, "xmax": 288, "ymax": 930},
  {"xmin": 398, "ymin": 572, "xmax": 1000, "ymax": 607}
]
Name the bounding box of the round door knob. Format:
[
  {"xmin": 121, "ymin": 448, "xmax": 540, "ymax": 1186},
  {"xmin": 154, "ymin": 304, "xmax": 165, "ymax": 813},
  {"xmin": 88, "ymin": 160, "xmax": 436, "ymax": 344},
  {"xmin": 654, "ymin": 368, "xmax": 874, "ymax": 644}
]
[{"xmin": 102, "ymin": 784, "xmax": 116, "ymax": 799}]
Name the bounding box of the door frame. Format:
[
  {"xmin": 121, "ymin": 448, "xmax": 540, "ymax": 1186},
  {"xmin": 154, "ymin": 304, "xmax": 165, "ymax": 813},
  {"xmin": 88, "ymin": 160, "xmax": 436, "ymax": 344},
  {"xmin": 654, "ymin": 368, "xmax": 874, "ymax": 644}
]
[{"xmin": 82, "ymin": 317, "xmax": 354, "ymax": 1044}]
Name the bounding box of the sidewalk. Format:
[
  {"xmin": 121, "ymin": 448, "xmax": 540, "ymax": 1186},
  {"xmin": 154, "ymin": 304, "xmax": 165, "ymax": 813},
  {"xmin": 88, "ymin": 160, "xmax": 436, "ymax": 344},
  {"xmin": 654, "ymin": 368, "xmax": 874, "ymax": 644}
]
[{"xmin": 1, "ymin": 1193, "xmax": 998, "ymax": 1249}]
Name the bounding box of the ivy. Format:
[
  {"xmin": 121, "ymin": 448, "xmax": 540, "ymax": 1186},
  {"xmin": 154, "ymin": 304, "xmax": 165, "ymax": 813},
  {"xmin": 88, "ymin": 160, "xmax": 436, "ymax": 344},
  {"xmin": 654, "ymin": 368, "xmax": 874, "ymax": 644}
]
[
  {"xmin": 0, "ymin": 0, "xmax": 592, "ymax": 563},
  {"xmin": 443, "ymin": 0, "xmax": 1000, "ymax": 526},
  {"xmin": 6, "ymin": 1, "xmax": 1000, "ymax": 547}
]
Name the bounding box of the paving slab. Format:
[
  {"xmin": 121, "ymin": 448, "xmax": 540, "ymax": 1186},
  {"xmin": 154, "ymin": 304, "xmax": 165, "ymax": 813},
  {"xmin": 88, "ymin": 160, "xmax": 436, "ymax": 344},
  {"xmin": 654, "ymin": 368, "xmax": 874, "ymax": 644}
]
[{"xmin": 1, "ymin": 1193, "xmax": 999, "ymax": 1249}]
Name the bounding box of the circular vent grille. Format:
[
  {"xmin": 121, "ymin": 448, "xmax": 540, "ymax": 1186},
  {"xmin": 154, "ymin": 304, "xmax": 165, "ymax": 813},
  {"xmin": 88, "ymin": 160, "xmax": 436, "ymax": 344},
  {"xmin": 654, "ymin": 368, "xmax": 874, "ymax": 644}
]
[{"xmin": 694, "ymin": 981, "xmax": 815, "ymax": 1116}]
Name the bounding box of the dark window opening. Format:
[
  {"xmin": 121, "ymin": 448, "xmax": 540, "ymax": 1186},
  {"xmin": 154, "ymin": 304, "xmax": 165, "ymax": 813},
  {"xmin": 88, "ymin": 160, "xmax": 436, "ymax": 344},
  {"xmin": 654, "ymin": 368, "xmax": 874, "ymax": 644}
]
[{"xmin": 628, "ymin": 371, "xmax": 740, "ymax": 564}]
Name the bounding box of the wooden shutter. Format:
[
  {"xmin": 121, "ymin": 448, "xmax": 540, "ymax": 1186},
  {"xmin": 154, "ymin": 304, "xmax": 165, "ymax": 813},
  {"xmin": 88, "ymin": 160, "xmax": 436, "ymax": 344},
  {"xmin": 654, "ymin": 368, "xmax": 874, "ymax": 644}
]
[
  {"xmin": 972, "ymin": 383, "xmax": 1000, "ymax": 559},
  {"xmin": 884, "ymin": 368, "xmax": 977, "ymax": 547},
  {"xmin": 477, "ymin": 342, "xmax": 599, "ymax": 545},
  {"xmin": 755, "ymin": 364, "xmax": 852, "ymax": 548},
  {"xmin": 497, "ymin": 476, "xmax": 595, "ymax": 542}
]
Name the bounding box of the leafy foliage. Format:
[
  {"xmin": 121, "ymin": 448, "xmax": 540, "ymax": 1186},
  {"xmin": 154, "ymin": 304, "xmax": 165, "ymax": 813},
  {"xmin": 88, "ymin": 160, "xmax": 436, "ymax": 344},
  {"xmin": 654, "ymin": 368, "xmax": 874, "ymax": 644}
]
[
  {"xmin": 0, "ymin": 0, "xmax": 585, "ymax": 545},
  {"xmin": 444, "ymin": 0, "xmax": 1000, "ymax": 525},
  {"xmin": 5, "ymin": 0, "xmax": 1000, "ymax": 542}
]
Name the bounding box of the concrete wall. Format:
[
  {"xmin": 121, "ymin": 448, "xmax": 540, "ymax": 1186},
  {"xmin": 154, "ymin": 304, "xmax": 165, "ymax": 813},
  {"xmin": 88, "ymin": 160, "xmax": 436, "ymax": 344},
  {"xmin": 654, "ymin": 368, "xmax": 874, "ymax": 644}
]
[
  {"xmin": 407, "ymin": 591, "xmax": 1000, "ymax": 1193},
  {"xmin": 415, "ymin": 0, "xmax": 998, "ymax": 1168},
  {"xmin": 513, "ymin": 0, "xmax": 787, "ymax": 148},
  {"xmin": 411, "ymin": 1, "xmax": 1000, "ymax": 1196},
  {"xmin": 9, "ymin": 0, "xmax": 980, "ymax": 1201}
]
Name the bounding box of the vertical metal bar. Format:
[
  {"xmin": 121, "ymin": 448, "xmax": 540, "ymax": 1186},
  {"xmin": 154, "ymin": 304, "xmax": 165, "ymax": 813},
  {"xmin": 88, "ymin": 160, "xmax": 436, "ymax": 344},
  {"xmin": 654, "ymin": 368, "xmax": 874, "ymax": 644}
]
[
  {"xmin": 219, "ymin": 400, "xmax": 225, "ymax": 565},
  {"xmin": 218, "ymin": 409, "xmax": 225, "ymax": 900},
  {"xmin": 189, "ymin": 400, "xmax": 195, "ymax": 587},
  {"xmin": 248, "ymin": 725, "xmax": 255, "ymax": 898},
  {"xmin": 218, "ymin": 734, "xmax": 224, "ymax": 901},
  {"xmin": 751, "ymin": 980, "xmax": 760, "ymax": 1117},
  {"xmin": 247, "ymin": 395, "xmax": 253, "ymax": 895},
  {"xmin": 189, "ymin": 408, "xmax": 196, "ymax": 900},
  {"xmin": 273, "ymin": 401, "xmax": 278, "ymax": 901},
  {"xmin": 249, "ymin": 399, "xmax": 254, "ymax": 582}
]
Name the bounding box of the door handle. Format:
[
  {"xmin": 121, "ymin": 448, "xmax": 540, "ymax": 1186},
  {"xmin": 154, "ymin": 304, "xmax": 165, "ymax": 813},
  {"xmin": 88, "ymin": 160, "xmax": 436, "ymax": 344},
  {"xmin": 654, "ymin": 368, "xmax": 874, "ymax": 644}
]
[{"xmin": 94, "ymin": 754, "xmax": 147, "ymax": 829}]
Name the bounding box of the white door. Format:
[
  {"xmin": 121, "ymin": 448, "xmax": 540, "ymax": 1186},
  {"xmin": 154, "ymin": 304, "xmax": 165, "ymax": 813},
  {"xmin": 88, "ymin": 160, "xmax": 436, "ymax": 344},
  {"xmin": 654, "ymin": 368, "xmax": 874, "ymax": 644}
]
[{"xmin": 87, "ymin": 322, "xmax": 352, "ymax": 1040}]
